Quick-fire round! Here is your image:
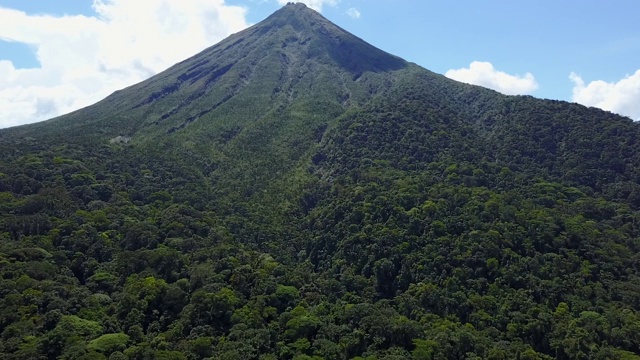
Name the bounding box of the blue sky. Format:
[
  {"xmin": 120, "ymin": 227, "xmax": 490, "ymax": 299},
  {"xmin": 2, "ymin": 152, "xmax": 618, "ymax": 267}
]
[{"xmin": 1, "ymin": 0, "xmax": 639, "ymax": 128}]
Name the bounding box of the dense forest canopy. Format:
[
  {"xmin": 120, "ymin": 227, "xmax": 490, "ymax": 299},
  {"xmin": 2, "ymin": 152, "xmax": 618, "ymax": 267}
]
[{"xmin": 1, "ymin": 3, "xmax": 640, "ymax": 360}]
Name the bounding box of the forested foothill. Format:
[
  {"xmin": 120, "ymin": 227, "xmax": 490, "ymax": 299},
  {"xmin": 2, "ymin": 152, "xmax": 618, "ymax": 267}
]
[{"xmin": 1, "ymin": 3, "xmax": 640, "ymax": 359}]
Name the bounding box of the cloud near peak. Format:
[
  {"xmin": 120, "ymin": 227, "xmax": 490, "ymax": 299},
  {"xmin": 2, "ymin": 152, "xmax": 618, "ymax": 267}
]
[
  {"xmin": 445, "ymin": 61, "xmax": 539, "ymax": 95},
  {"xmin": 346, "ymin": 8, "xmax": 361, "ymax": 19},
  {"xmin": 570, "ymin": 70, "xmax": 640, "ymax": 120}
]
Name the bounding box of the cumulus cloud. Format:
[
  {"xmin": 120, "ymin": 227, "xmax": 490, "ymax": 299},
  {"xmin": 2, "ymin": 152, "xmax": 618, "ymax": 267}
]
[
  {"xmin": 346, "ymin": 7, "xmax": 361, "ymax": 19},
  {"xmin": 445, "ymin": 61, "xmax": 539, "ymax": 95},
  {"xmin": 570, "ymin": 70, "xmax": 640, "ymax": 120},
  {"xmin": 277, "ymin": 0, "xmax": 338, "ymax": 12},
  {"xmin": 0, "ymin": 0, "xmax": 248, "ymax": 128}
]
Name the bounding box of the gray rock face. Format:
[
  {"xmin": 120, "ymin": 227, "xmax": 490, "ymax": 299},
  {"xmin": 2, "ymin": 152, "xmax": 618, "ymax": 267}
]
[{"xmin": 109, "ymin": 136, "xmax": 131, "ymax": 144}]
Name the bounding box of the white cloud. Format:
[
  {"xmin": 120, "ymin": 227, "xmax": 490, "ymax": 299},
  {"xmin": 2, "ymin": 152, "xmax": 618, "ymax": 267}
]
[
  {"xmin": 445, "ymin": 61, "xmax": 539, "ymax": 95},
  {"xmin": 346, "ymin": 7, "xmax": 361, "ymax": 19},
  {"xmin": 277, "ymin": 0, "xmax": 338, "ymax": 12},
  {"xmin": 570, "ymin": 70, "xmax": 640, "ymax": 120},
  {"xmin": 0, "ymin": 0, "xmax": 249, "ymax": 128}
]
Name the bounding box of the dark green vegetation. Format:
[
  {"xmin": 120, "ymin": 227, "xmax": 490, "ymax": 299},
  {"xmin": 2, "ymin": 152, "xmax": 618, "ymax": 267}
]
[{"xmin": 1, "ymin": 3, "xmax": 640, "ymax": 359}]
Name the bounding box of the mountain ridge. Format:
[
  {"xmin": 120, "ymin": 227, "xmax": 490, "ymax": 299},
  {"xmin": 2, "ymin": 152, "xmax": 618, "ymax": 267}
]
[
  {"xmin": 1, "ymin": 3, "xmax": 408, "ymax": 143},
  {"xmin": 1, "ymin": 3, "xmax": 640, "ymax": 359}
]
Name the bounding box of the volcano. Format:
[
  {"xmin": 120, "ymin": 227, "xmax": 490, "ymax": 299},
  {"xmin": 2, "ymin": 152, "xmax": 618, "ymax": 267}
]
[{"xmin": 1, "ymin": 3, "xmax": 640, "ymax": 359}]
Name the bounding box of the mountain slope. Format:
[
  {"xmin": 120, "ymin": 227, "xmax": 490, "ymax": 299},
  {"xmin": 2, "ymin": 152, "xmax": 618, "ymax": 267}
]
[
  {"xmin": 1, "ymin": 3, "xmax": 640, "ymax": 359},
  {"xmin": 2, "ymin": 3, "xmax": 405, "ymax": 142}
]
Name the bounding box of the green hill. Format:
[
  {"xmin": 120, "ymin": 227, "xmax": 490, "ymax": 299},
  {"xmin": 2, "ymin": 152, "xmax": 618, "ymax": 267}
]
[{"xmin": 1, "ymin": 3, "xmax": 640, "ymax": 359}]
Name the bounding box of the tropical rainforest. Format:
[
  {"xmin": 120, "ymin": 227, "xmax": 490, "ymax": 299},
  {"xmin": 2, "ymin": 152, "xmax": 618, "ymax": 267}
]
[{"xmin": 1, "ymin": 3, "xmax": 640, "ymax": 360}]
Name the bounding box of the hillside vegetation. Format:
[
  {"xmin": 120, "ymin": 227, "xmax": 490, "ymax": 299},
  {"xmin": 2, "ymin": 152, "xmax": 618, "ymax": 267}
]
[{"xmin": 1, "ymin": 3, "xmax": 640, "ymax": 360}]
